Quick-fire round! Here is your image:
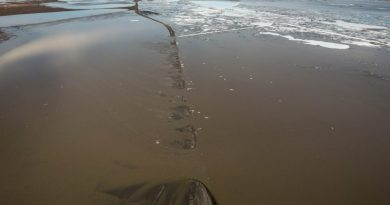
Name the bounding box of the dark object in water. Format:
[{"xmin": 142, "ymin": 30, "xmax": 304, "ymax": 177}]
[
  {"xmin": 175, "ymin": 125, "xmax": 197, "ymax": 149},
  {"xmin": 170, "ymin": 105, "xmax": 191, "ymax": 120},
  {"xmin": 140, "ymin": 10, "xmax": 160, "ymax": 16},
  {"xmin": 102, "ymin": 179, "xmax": 216, "ymax": 205},
  {"xmin": 0, "ymin": 30, "xmax": 11, "ymax": 43}
]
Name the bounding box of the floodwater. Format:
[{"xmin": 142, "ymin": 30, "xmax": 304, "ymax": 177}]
[{"xmin": 1, "ymin": 1, "xmax": 390, "ymax": 205}]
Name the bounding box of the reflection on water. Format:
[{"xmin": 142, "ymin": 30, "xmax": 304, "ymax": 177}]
[
  {"xmin": 0, "ymin": 9, "xmax": 128, "ymax": 27},
  {"xmin": 0, "ymin": 2, "xmax": 214, "ymax": 204},
  {"xmin": 0, "ymin": 28, "xmax": 127, "ymax": 66}
]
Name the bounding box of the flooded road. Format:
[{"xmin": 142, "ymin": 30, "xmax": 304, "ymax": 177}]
[{"xmin": 1, "ymin": 1, "xmax": 390, "ymax": 205}]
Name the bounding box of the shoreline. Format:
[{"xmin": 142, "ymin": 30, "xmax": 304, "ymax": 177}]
[{"xmin": 0, "ymin": 0, "xmax": 71, "ymax": 16}]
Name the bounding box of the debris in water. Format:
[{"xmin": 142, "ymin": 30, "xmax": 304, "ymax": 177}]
[
  {"xmin": 155, "ymin": 140, "xmax": 160, "ymax": 145},
  {"xmin": 229, "ymin": 88, "xmax": 235, "ymax": 91}
]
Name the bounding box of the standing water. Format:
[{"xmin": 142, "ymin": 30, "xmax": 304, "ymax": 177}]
[{"xmin": 1, "ymin": 0, "xmax": 390, "ymax": 205}]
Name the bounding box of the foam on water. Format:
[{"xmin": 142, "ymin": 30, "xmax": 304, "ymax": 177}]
[
  {"xmin": 3, "ymin": 0, "xmax": 388, "ymax": 49},
  {"xmin": 324, "ymin": 20, "xmax": 387, "ymax": 31},
  {"xmin": 260, "ymin": 32, "xmax": 350, "ymax": 49},
  {"xmin": 139, "ymin": 0, "xmax": 389, "ymax": 50},
  {"xmin": 192, "ymin": 0, "xmax": 239, "ymax": 9}
]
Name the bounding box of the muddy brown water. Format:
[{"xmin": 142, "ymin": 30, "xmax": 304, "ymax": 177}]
[{"xmin": 0, "ymin": 9, "xmax": 390, "ymax": 205}]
